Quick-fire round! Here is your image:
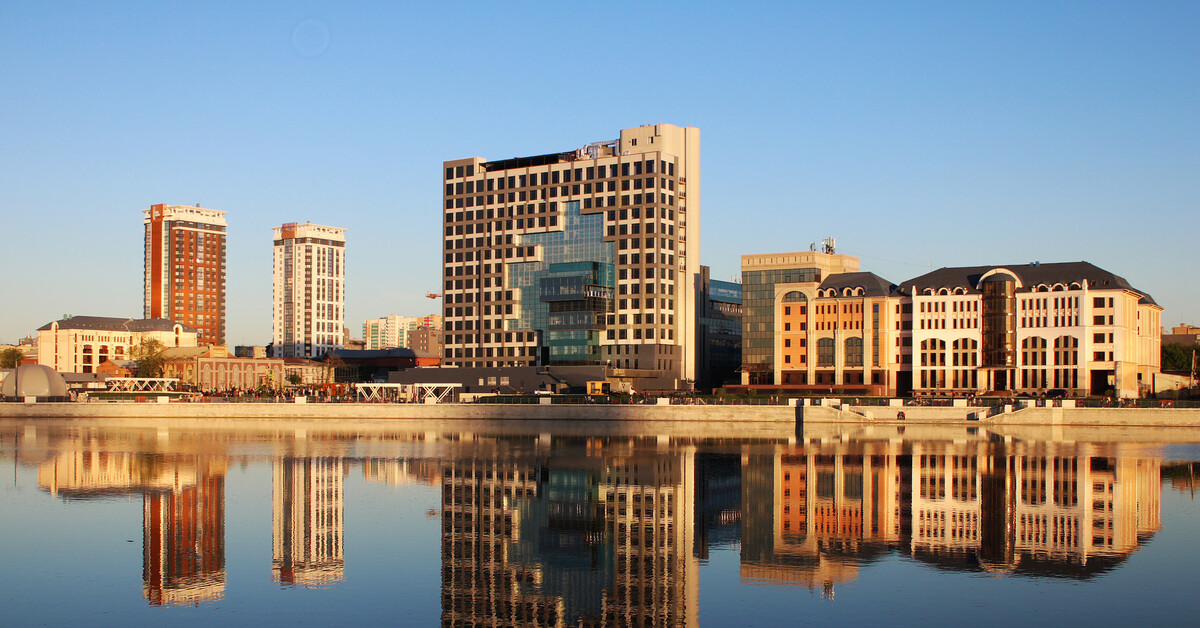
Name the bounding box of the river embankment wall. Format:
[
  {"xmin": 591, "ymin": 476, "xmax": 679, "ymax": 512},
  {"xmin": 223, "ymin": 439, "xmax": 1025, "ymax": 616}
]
[
  {"xmin": 0, "ymin": 401, "xmax": 794, "ymax": 422},
  {"xmin": 0, "ymin": 401, "xmax": 800, "ymax": 439},
  {"xmin": 3, "ymin": 401, "xmax": 1200, "ymax": 428}
]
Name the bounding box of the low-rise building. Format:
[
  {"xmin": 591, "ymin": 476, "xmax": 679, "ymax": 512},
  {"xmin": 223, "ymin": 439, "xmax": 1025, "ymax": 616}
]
[
  {"xmin": 161, "ymin": 345, "xmax": 284, "ymax": 392},
  {"xmin": 37, "ymin": 316, "xmax": 199, "ymax": 374},
  {"xmin": 282, "ymin": 358, "xmax": 332, "ymax": 386},
  {"xmin": 738, "ymin": 257, "xmax": 1162, "ymax": 398},
  {"xmin": 95, "ymin": 359, "xmax": 137, "ymax": 378},
  {"xmin": 1162, "ymin": 324, "xmax": 1200, "ymax": 346}
]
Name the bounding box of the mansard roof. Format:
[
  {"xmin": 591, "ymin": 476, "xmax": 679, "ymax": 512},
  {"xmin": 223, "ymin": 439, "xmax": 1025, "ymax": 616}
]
[
  {"xmin": 37, "ymin": 316, "xmax": 197, "ymax": 333},
  {"xmin": 816, "ymin": 272, "xmax": 898, "ymax": 297},
  {"xmin": 899, "ymin": 262, "xmax": 1157, "ymax": 305}
]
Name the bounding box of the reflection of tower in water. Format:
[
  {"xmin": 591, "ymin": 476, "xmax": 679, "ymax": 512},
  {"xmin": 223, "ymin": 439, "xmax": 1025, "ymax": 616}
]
[
  {"xmin": 740, "ymin": 444, "xmax": 905, "ymax": 596},
  {"xmin": 439, "ymin": 443, "xmax": 698, "ymax": 628},
  {"xmin": 142, "ymin": 459, "xmax": 227, "ymax": 605},
  {"xmin": 440, "ymin": 454, "xmax": 560, "ymax": 626},
  {"xmin": 273, "ymin": 457, "xmax": 345, "ymax": 586},
  {"xmin": 35, "ymin": 445, "xmax": 228, "ymax": 605},
  {"xmin": 599, "ymin": 447, "xmax": 697, "ymax": 627}
]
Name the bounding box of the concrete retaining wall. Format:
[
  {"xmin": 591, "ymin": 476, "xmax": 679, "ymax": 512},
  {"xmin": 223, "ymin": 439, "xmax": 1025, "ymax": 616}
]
[
  {"xmin": 0, "ymin": 401, "xmax": 798, "ymax": 423},
  {"xmin": 991, "ymin": 407, "xmax": 1200, "ymax": 427},
  {"xmin": 3, "ymin": 401, "xmax": 1199, "ymax": 429}
]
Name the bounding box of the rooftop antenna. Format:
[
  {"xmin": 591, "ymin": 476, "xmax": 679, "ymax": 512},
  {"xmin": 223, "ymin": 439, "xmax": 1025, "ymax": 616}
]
[{"xmin": 821, "ymin": 237, "xmax": 836, "ymax": 254}]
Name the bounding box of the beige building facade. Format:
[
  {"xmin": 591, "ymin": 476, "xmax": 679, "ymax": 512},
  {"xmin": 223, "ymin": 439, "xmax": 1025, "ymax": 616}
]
[
  {"xmin": 442, "ymin": 124, "xmax": 700, "ymax": 388},
  {"xmin": 741, "ymin": 257, "xmax": 1163, "ymax": 398},
  {"xmin": 739, "ymin": 250, "xmax": 861, "ymax": 386},
  {"xmin": 161, "ymin": 346, "xmax": 284, "ymax": 391},
  {"xmin": 37, "ymin": 316, "xmax": 199, "ymax": 373}
]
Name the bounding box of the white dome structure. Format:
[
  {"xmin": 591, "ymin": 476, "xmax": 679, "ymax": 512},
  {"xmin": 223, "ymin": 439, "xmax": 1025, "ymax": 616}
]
[{"xmin": 2, "ymin": 364, "xmax": 68, "ymax": 398}]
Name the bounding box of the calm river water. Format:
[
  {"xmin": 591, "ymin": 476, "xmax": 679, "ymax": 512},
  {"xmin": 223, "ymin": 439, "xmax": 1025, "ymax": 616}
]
[{"xmin": 1, "ymin": 422, "xmax": 1198, "ymax": 626}]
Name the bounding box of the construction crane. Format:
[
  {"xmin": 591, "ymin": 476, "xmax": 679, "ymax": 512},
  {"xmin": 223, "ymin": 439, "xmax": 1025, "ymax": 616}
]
[{"xmin": 426, "ymin": 292, "xmax": 441, "ymax": 300}]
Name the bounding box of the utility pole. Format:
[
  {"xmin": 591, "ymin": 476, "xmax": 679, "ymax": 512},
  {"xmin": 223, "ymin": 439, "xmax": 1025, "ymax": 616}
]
[{"xmin": 1191, "ymin": 349, "xmax": 1197, "ymax": 395}]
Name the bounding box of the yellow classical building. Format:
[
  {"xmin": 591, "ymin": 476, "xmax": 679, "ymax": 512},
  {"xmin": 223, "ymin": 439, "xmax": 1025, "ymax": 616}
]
[
  {"xmin": 739, "ymin": 256, "xmax": 1162, "ymax": 398},
  {"xmin": 37, "ymin": 315, "xmax": 199, "ymax": 374}
]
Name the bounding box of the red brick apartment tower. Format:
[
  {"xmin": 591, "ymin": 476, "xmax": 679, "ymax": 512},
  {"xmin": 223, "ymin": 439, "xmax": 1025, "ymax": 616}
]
[{"xmin": 144, "ymin": 204, "xmax": 227, "ymax": 346}]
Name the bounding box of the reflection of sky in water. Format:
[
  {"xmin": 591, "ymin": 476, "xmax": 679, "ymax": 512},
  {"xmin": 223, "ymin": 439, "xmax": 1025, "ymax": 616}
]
[{"xmin": 0, "ymin": 427, "xmax": 1198, "ymax": 625}]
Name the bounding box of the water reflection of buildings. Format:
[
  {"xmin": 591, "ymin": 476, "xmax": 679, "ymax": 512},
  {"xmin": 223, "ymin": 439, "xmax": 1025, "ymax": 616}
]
[
  {"xmin": 740, "ymin": 441, "xmax": 1162, "ymax": 595},
  {"xmin": 36, "ymin": 447, "xmax": 227, "ymax": 605},
  {"xmin": 144, "ymin": 461, "xmax": 226, "ymax": 605},
  {"xmin": 18, "ymin": 429, "xmax": 1175, "ymax": 614},
  {"xmin": 441, "ymin": 452, "xmax": 555, "ymax": 626},
  {"xmin": 741, "ymin": 444, "xmax": 903, "ymax": 597},
  {"xmin": 910, "ymin": 443, "xmax": 1162, "ymax": 574},
  {"xmin": 440, "ymin": 441, "xmax": 698, "ymax": 627},
  {"xmin": 363, "ymin": 457, "xmax": 442, "ymax": 487},
  {"xmin": 273, "ymin": 457, "xmax": 346, "ymax": 587},
  {"xmin": 601, "ymin": 447, "xmax": 697, "ymax": 627}
]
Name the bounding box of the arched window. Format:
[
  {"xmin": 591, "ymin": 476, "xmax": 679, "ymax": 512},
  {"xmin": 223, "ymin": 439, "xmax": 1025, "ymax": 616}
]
[
  {"xmin": 817, "ymin": 338, "xmax": 835, "ymax": 367},
  {"xmin": 782, "ymin": 291, "xmax": 807, "ymax": 303},
  {"xmin": 950, "ymin": 338, "xmax": 979, "ymax": 388},
  {"xmin": 952, "ymin": 338, "xmax": 978, "ymax": 367},
  {"xmin": 919, "ymin": 339, "xmax": 946, "ymax": 367},
  {"xmin": 1020, "ymin": 337, "xmax": 1049, "ymax": 389},
  {"xmin": 1053, "ymin": 336, "xmax": 1080, "ymax": 389},
  {"xmin": 920, "ymin": 339, "xmax": 947, "ymax": 389},
  {"xmin": 844, "ymin": 337, "xmax": 864, "ymax": 367}
]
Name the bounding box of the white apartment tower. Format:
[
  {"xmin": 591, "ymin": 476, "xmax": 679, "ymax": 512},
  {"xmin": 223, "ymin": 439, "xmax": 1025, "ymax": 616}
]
[
  {"xmin": 442, "ymin": 124, "xmax": 700, "ymax": 387},
  {"xmin": 272, "ymin": 222, "xmax": 346, "ymax": 358}
]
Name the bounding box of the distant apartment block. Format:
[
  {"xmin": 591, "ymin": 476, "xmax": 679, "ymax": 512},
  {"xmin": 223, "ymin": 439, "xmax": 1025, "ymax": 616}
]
[
  {"xmin": 143, "ymin": 204, "xmax": 227, "ymax": 346},
  {"xmin": 442, "ymin": 124, "xmax": 700, "ymax": 388},
  {"xmin": 362, "ymin": 314, "xmax": 442, "ymax": 350},
  {"xmin": 272, "ymin": 222, "xmax": 346, "ymax": 358},
  {"xmin": 405, "ymin": 325, "xmax": 443, "ymax": 357}
]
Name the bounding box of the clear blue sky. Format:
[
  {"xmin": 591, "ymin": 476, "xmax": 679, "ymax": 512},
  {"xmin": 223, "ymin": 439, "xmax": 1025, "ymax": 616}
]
[{"xmin": 2, "ymin": 1, "xmax": 1197, "ymax": 345}]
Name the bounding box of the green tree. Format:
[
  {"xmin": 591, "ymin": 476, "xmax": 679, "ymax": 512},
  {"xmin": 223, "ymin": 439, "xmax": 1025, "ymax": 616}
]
[
  {"xmin": 130, "ymin": 338, "xmax": 166, "ymax": 377},
  {"xmin": 0, "ymin": 347, "xmax": 23, "ymax": 369},
  {"xmin": 287, "ymin": 372, "xmax": 303, "ymax": 386},
  {"xmin": 1162, "ymin": 343, "xmax": 1198, "ymax": 372}
]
